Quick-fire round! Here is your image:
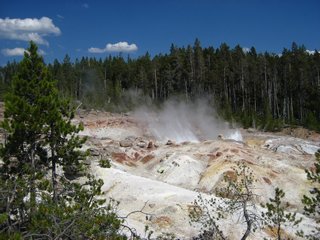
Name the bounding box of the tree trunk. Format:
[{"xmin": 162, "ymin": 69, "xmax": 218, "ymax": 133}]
[
  {"xmin": 223, "ymin": 66, "xmax": 228, "ymax": 103},
  {"xmin": 277, "ymin": 222, "xmax": 281, "ymax": 240},
  {"xmin": 154, "ymin": 69, "xmax": 158, "ymax": 100},
  {"xmin": 50, "ymin": 123, "xmax": 58, "ymax": 203},
  {"xmin": 299, "ymin": 71, "xmax": 304, "ymax": 123},
  {"xmin": 290, "ymin": 95, "xmax": 294, "ymax": 122},
  {"xmin": 184, "ymin": 78, "xmax": 188, "ymax": 101},
  {"xmin": 30, "ymin": 148, "xmax": 36, "ymax": 220},
  {"xmin": 254, "ymin": 78, "xmax": 257, "ymax": 113},
  {"xmin": 317, "ymin": 68, "xmax": 320, "ymax": 119},
  {"xmin": 241, "ymin": 64, "xmax": 245, "ymax": 111},
  {"xmin": 283, "ymin": 98, "xmax": 286, "ymax": 120},
  {"xmin": 52, "ymin": 148, "xmax": 57, "ymax": 203},
  {"xmin": 241, "ymin": 202, "xmax": 252, "ymax": 240}
]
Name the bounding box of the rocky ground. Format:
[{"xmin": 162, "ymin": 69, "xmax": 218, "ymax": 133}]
[
  {"xmin": 1, "ymin": 103, "xmax": 319, "ymax": 239},
  {"xmin": 74, "ymin": 108, "xmax": 319, "ymax": 239}
]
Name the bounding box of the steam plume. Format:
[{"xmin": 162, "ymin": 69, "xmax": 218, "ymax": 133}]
[{"xmin": 133, "ymin": 99, "xmax": 242, "ymax": 143}]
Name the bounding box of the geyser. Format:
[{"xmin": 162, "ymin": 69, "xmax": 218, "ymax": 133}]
[{"xmin": 133, "ymin": 99, "xmax": 242, "ymax": 143}]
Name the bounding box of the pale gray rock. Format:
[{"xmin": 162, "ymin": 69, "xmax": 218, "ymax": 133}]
[{"xmin": 120, "ymin": 139, "xmax": 133, "ymax": 147}]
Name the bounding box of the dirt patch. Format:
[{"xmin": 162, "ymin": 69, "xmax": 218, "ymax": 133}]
[
  {"xmin": 84, "ymin": 122, "xmax": 96, "ymax": 128},
  {"xmin": 216, "ymin": 152, "xmax": 223, "ymax": 157},
  {"xmin": 263, "ymin": 227, "xmax": 294, "ymax": 239},
  {"xmin": 207, "ymin": 155, "xmax": 217, "ymax": 161},
  {"xmin": 188, "ymin": 204, "xmax": 202, "ymax": 219},
  {"xmin": 230, "ymin": 148, "xmax": 239, "ymax": 154},
  {"xmin": 246, "ymin": 138, "xmax": 265, "ymax": 148},
  {"xmin": 268, "ymin": 171, "xmax": 278, "ymax": 178},
  {"xmin": 112, "ymin": 152, "xmax": 131, "ymax": 163},
  {"xmin": 262, "ymin": 177, "xmax": 272, "ymax": 185},
  {"xmin": 126, "ymin": 161, "xmax": 137, "ymax": 167},
  {"xmin": 134, "ymin": 152, "xmax": 141, "ymax": 160},
  {"xmin": 243, "ymin": 159, "xmax": 255, "ymax": 165},
  {"xmin": 223, "ymin": 170, "xmax": 237, "ymax": 182},
  {"xmin": 96, "ymin": 120, "xmax": 107, "ymax": 125},
  {"xmin": 153, "ymin": 216, "xmax": 172, "ymax": 228},
  {"xmin": 282, "ymin": 127, "xmax": 309, "ymax": 139},
  {"xmin": 141, "ymin": 154, "xmax": 155, "ymax": 164}
]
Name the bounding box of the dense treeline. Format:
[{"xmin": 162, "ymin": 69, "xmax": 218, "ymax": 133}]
[{"xmin": 1, "ymin": 39, "xmax": 319, "ymax": 130}]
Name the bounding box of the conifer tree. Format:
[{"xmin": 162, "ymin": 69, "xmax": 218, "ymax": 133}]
[
  {"xmin": 262, "ymin": 187, "xmax": 301, "ymax": 240},
  {"xmin": 302, "ymin": 150, "xmax": 320, "ymax": 239},
  {"xmin": 0, "ymin": 42, "xmax": 124, "ymax": 239}
]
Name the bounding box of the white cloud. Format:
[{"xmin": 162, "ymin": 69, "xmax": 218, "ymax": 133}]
[
  {"xmin": 242, "ymin": 47, "xmax": 250, "ymax": 53},
  {"xmin": 1, "ymin": 47, "xmax": 26, "ymax": 56},
  {"xmin": 88, "ymin": 41, "xmax": 138, "ymax": 53},
  {"xmin": 0, "ymin": 17, "xmax": 61, "ymax": 46},
  {"xmin": 2, "ymin": 47, "xmax": 46, "ymax": 56},
  {"xmin": 306, "ymin": 49, "xmax": 315, "ymax": 55},
  {"xmin": 88, "ymin": 47, "xmax": 105, "ymax": 53}
]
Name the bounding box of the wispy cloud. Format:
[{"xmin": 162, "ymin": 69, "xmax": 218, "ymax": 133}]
[
  {"xmin": 0, "ymin": 17, "xmax": 61, "ymax": 46},
  {"xmin": 38, "ymin": 49, "xmax": 46, "ymax": 55},
  {"xmin": 1, "ymin": 47, "xmax": 46, "ymax": 56},
  {"xmin": 88, "ymin": 41, "xmax": 138, "ymax": 53},
  {"xmin": 57, "ymin": 14, "xmax": 64, "ymax": 19},
  {"xmin": 82, "ymin": 3, "xmax": 89, "ymax": 8}
]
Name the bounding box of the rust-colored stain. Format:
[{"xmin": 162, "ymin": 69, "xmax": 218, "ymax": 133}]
[
  {"xmin": 207, "ymin": 153, "xmax": 217, "ymax": 161},
  {"xmin": 153, "ymin": 216, "xmax": 172, "ymax": 228},
  {"xmin": 216, "ymin": 152, "xmax": 223, "ymax": 157},
  {"xmin": 263, "ymin": 227, "xmax": 292, "ymax": 239},
  {"xmin": 268, "ymin": 171, "xmax": 278, "ymax": 178},
  {"xmin": 147, "ymin": 141, "xmax": 154, "ymax": 148},
  {"xmin": 230, "ymin": 148, "xmax": 239, "ymax": 154},
  {"xmin": 134, "ymin": 152, "xmax": 141, "ymax": 160},
  {"xmin": 112, "ymin": 152, "xmax": 131, "ymax": 163},
  {"xmin": 223, "ymin": 170, "xmax": 237, "ymax": 182},
  {"xmin": 141, "ymin": 154, "xmax": 155, "ymax": 164},
  {"xmin": 243, "ymin": 159, "xmax": 255, "ymax": 165},
  {"xmin": 262, "ymin": 177, "xmax": 272, "ymax": 185},
  {"xmin": 96, "ymin": 120, "xmax": 106, "ymax": 125}
]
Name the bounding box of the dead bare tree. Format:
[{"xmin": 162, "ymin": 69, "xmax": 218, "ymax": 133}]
[
  {"xmin": 190, "ymin": 162, "xmax": 261, "ymax": 240},
  {"xmin": 218, "ymin": 162, "xmax": 261, "ymax": 240}
]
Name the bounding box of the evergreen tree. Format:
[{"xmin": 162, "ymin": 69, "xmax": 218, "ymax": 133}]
[
  {"xmin": 0, "ymin": 42, "xmax": 124, "ymax": 239},
  {"xmin": 1, "ymin": 40, "xmax": 320, "ymax": 129},
  {"xmin": 302, "ymin": 150, "xmax": 320, "ymax": 239},
  {"xmin": 262, "ymin": 188, "xmax": 301, "ymax": 240}
]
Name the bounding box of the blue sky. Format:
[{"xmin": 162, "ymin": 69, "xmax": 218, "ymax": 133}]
[{"xmin": 0, "ymin": 0, "xmax": 319, "ymax": 65}]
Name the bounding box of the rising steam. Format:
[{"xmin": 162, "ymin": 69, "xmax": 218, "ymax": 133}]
[{"xmin": 133, "ymin": 99, "xmax": 243, "ymax": 143}]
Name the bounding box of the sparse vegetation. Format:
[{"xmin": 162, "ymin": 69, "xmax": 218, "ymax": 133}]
[
  {"xmin": 262, "ymin": 187, "xmax": 302, "ymax": 240},
  {"xmin": 190, "ymin": 162, "xmax": 261, "ymax": 240},
  {"xmin": 301, "ymin": 149, "xmax": 320, "ymax": 239},
  {"xmin": 99, "ymin": 158, "xmax": 111, "ymax": 168},
  {"xmin": 189, "ymin": 194, "xmax": 226, "ymax": 240}
]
